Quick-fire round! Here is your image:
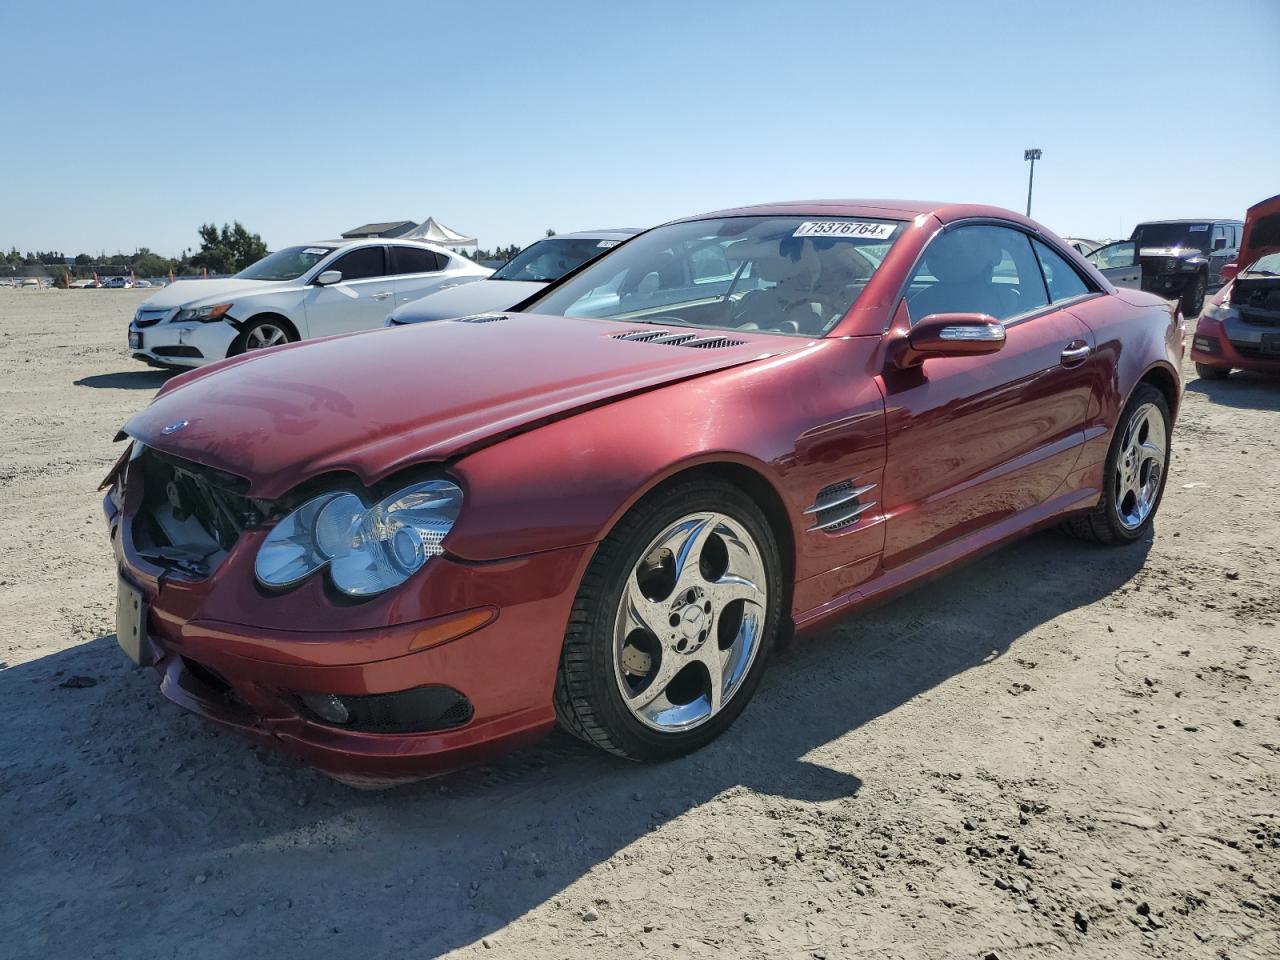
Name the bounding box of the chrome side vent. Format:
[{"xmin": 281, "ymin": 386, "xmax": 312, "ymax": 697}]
[
  {"xmin": 611, "ymin": 330, "xmax": 746, "ymax": 349},
  {"xmin": 452, "ymin": 313, "xmax": 506, "ymax": 324},
  {"xmin": 804, "ymin": 480, "xmax": 877, "ymax": 533}
]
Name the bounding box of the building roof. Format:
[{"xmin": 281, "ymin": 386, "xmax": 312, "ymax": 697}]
[{"xmin": 341, "ymin": 220, "xmax": 418, "ymax": 239}]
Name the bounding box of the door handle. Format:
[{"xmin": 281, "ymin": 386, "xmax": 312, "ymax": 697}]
[
  {"xmin": 1060, "ymin": 341, "xmax": 1092, "ymax": 366},
  {"xmin": 372, "ymin": 292, "xmax": 392, "ymax": 301}
]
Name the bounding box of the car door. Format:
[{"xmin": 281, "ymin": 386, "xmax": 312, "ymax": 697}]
[
  {"xmin": 1207, "ymin": 224, "xmax": 1236, "ymax": 284},
  {"xmin": 303, "ymin": 245, "xmax": 396, "ymax": 335},
  {"xmin": 880, "ymin": 223, "xmax": 1096, "ymax": 568},
  {"xmin": 1086, "ymin": 240, "xmax": 1140, "ymax": 289},
  {"xmin": 388, "ymin": 246, "xmax": 457, "ymax": 309}
]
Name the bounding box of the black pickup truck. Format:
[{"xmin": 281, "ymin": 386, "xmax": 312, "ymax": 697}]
[{"xmin": 1086, "ymin": 218, "xmax": 1244, "ymax": 316}]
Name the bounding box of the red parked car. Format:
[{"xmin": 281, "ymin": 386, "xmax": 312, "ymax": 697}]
[
  {"xmin": 1190, "ymin": 193, "xmax": 1280, "ymax": 379},
  {"xmin": 103, "ymin": 200, "xmax": 1183, "ymax": 785}
]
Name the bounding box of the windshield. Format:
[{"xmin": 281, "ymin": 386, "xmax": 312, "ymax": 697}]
[
  {"xmin": 491, "ymin": 237, "xmax": 621, "ymax": 282},
  {"xmin": 526, "ymin": 216, "xmax": 904, "ymax": 336},
  {"xmin": 236, "ymin": 245, "xmax": 335, "ymax": 281},
  {"xmin": 1240, "ymin": 251, "xmax": 1280, "ymax": 277},
  {"xmin": 1132, "ymin": 223, "xmax": 1211, "ymax": 254}
]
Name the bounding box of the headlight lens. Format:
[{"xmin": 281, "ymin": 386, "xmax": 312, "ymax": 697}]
[
  {"xmin": 176, "ymin": 303, "xmax": 233, "ymax": 323},
  {"xmin": 255, "ymin": 479, "xmax": 463, "ymax": 596},
  {"xmin": 1201, "ymin": 300, "xmax": 1232, "ymax": 323}
]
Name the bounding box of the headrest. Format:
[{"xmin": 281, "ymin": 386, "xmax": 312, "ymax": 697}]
[{"xmin": 925, "ymin": 230, "xmax": 1002, "ymax": 284}]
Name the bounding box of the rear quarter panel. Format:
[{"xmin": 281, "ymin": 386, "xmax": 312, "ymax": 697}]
[{"xmin": 1066, "ymin": 290, "xmax": 1183, "ymax": 474}]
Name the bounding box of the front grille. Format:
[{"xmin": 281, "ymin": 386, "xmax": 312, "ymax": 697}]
[
  {"xmin": 133, "ymin": 450, "xmax": 262, "ymax": 577},
  {"xmin": 1235, "ymin": 342, "xmax": 1280, "ymax": 358},
  {"xmin": 134, "ymin": 309, "xmax": 170, "ymax": 328}
]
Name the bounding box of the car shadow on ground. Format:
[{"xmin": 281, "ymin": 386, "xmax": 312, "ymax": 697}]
[
  {"xmin": 74, "ymin": 369, "xmax": 176, "ymax": 390},
  {"xmin": 1185, "ymin": 369, "xmax": 1280, "ymax": 410},
  {"xmin": 1, "ymin": 529, "xmax": 1150, "ymax": 958}
]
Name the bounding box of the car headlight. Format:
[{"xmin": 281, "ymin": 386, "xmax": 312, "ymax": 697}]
[
  {"xmin": 1179, "ymin": 257, "xmax": 1207, "ymax": 271},
  {"xmin": 255, "ymin": 479, "xmax": 463, "ymax": 596},
  {"xmin": 176, "ymin": 303, "xmax": 233, "ymax": 323},
  {"xmin": 1201, "ymin": 300, "xmax": 1233, "ymax": 323}
]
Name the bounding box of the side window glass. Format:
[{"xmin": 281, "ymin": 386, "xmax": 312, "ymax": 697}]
[
  {"xmin": 330, "ymin": 246, "xmax": 385, "ymax": 281},
  {"xmin": 906, "ymin": 224, "xmax": 1048, "ymax": 324},
  {"xmin": 389, "ymin": 247, "xmax": 442, "ymax": 275},
  {"xmin": 1089, "ymin": 241, "xmax": 1135, "ymax": 269},
  {"xmin": 1032, "ymin": 240, "xmax": 1090, "ymax": 303}
]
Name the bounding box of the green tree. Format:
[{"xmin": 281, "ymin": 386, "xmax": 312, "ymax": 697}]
[
  {"xmin": 191, "ymin": 221, "xmax": 269, "ymax": 274},
  {"xmin": 74, "ymin": 253, "xmax": 92, "ymax": 266}
]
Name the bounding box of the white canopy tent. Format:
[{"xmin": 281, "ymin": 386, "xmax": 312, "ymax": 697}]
[{"xmin": 403, "ymin": 217, "xmax": 477, "ymax": 247}]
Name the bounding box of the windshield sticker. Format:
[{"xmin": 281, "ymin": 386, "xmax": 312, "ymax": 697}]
[
  {"xmin": 303, "ymin": 247, "xmax": 330, "ymax": 255},
  {"xmin": 793, "ymin": 221, "xmax": 896, "ymax": 240},
  {"xmin": 597, "ymin": 240, "xmax": 620, "ymax": 248},
  {"xmin": 1140, "ymin": 247, "xmax": 1183, "ymax": 256},
  {"xmin": 1188, "ymin": 225, "xmax": 1208, "ymax": 232}
]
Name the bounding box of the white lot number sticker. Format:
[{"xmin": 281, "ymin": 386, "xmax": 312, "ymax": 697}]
[
  {"xmin": 303, "ymin": 247, "xmax": 330, "ymax": 255},
  {"xmin": 1188, "ymin": 224, "xmax": 1208, "ymax": 232},
  {"xmin": 793, "ymin": 220, "xmax": 896, "ymax": 240},
  {"xmin": 597, "ymin": 240, "xmax": 620, "ymax": 248}
]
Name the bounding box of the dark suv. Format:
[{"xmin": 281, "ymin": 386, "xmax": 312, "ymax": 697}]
[{"xmin": 1086, "ymin": 218, "xmax": 1243, "ymax": 316}]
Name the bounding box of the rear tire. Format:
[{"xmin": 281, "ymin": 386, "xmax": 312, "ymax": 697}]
[
  {"xmin": 1195, "ymin": 362, "xmax": 1230, "ymax": 381},
  {"xmin": 1064, "ymin": 383, "xmax": 1170, "ymax": 545},
  {"xmin": 554, "ymin": 478, "xmax": 783, "ymax": 762}
]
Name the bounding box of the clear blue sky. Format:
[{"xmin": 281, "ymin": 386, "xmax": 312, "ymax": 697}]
[{"xmin": 3, "ymin": 0, "xmax": 1277, "ymax": 257}]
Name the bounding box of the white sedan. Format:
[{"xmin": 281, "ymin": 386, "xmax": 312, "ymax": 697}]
[{"xmin": 128, "ymin": 239, "xmax": 489, "ymax": 368}]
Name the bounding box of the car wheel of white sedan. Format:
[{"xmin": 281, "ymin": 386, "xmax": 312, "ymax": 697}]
[
  {"xmin": 231, "ymin": 318, "xmax": 295, "ymax": 355},
  {"xmin": 554, "ymin": 477, "xmax": 783, "ymax": 761}
]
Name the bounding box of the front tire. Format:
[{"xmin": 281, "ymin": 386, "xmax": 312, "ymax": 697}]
[
  {"xmin": 1180, "ymin": 273, "xmax": 1207, "ymax": 317},
  {"xmin": 1064, "ymin": 383, "xmax": 1170, "ymax": 545},
  {"xmin": 554, "ymin": 478, "xmax": 783, "ymax": 761},
  {"xmin": 229, "ymin": 316, "xmax": 296, "ymax": 356},
  {"xmin": 1195, "ymin": 362, "xmax": 1231, "ymax": 381}
]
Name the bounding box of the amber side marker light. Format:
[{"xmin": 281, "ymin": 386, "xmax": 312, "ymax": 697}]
[{"xmin": 409, "ymin": 606, "xmax": 499, "ymax": 652}]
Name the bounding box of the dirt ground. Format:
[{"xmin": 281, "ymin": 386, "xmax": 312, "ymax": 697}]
[{"xmin": 1, "ymin": 288, "xmax": 1276, "ymax": 960}]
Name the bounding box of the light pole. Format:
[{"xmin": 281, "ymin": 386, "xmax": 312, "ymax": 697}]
[{"xmin": 1023, "ymin": 148, "xmax": 1042, "ymax": 217}]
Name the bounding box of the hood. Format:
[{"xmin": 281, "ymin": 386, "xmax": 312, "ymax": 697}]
[
  {"xmin": 390, "ymin": 279, "xmax": 544, "ymax": 323},
  {"xmin": 139, "ymin": 277, "xmax": 290, "ymax": 310},
  {"xmin": 124, "ymin": 314, "xmax": 795, "ymax": 499},
  {"xmin": 1238, "ymin": 193, "xmax": 1280, "ymax": 269}
]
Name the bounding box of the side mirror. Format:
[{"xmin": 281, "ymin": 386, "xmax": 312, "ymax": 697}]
[
  {"xmin": 1212, "ymin": 238, "xmax": 1227, "ymax": 251},
  {"xmin": 895, "ymin": 313, "xmax": 1005, "ymax": 367},
  {"xmin": 1220, "ymin": 263, "xmax": 1238, "ymax": 282},
  {"xmin": 315, "ymin": 270, "xmax": 343, "ymax": 286}
]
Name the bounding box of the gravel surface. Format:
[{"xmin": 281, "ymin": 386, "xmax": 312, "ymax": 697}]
[{"xmin": 1, "ymin": 288, "xmax": 1277, "ymax": 959}]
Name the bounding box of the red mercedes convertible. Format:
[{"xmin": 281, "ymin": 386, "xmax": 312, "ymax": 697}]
[{"xmin": 103, "ymin": 200, "xmax": 1183, "ymax": 784}]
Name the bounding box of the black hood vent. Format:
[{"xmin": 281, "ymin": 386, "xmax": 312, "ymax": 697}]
[
  {"xmin": 612, "ymin": 330, "xmax": 745, "ymax": 349},
  {"xmin": 451, "ymin": 313, "xmax": 507, "ymax": 324}
]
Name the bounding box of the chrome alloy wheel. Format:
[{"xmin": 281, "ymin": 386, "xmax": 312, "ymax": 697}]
[
  {"xmin": 1115, "ymin": 401, "xmax": 1167, "ymax": 530},
  {"xmin": 613, "ymin": 512, "xmax": 768, "ymax": 732},
  {"xmin": 245, "ymin": 322, "xmax": 289, "ymax": 350}
]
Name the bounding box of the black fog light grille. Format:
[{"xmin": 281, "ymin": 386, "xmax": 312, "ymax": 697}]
[
  {"xmin": 296, "ymin": 685, "xmax": 474, "ymax": 733},
  {"xmin": 1193, "ymin": 335, "xmax": 1221, "ymax": 355}
]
